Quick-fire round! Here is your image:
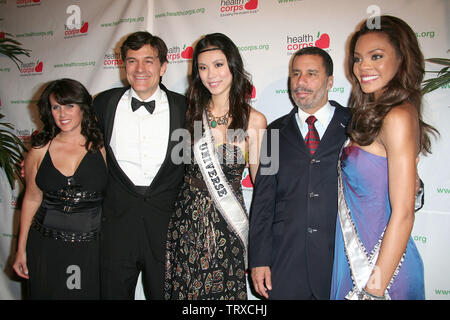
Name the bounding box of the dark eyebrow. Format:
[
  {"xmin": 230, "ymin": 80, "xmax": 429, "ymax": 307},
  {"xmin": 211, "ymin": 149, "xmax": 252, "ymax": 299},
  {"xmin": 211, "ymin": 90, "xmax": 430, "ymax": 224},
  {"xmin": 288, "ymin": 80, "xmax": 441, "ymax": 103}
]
[
  {"xmin": 369, "ymin": 48, "xmax": 384, "ymax": 54},
  {"xmin": 198, "ymin": 59, "xmax": 225, "ymax": 66},
  {"xmin": 291, "ymin": 68, "xmax": 318, "ymax": 74},
  {"xmin": 354, "ymin": 48, "xmax": 384, "ymax": 55},
  {"xmin": 126, "ymin": 56, "xmax": 155, "ymax": 61}
]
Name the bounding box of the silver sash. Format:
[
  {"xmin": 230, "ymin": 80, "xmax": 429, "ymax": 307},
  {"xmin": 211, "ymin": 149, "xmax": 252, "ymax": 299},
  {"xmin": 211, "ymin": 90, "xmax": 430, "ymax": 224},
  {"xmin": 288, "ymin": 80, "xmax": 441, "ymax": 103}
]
[
  {"xmin": 193, "ymin": 111, "xmax": 249, "ymax": 269},
  {"xmin": 337, "ymin": 139, "xmax": 404, "ymax": 300}
]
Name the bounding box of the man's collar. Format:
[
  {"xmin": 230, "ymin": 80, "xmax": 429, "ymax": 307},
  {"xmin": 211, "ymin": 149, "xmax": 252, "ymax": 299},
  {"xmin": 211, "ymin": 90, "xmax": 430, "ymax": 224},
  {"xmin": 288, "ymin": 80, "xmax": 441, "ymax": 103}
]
[{"xmin": 297, "ymin": 101, "xmax": 332, "ymax": 127}]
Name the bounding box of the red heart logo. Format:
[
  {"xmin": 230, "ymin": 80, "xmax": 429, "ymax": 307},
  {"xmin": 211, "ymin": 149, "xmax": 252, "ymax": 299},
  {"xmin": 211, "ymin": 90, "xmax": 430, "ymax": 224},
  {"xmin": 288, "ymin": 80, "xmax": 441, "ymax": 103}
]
[
  {"xmin": 315, "ymin": 33, "xmax": 330, "ymax": 49},
  {"xmin": 181, "ymin": 46, "xmax": 193, "ymax": 59},
  {"xmin": 251, "ymin": 86, "xmax": 256, "ymax": 99},
  {"xmin": 80, "ymin": 22, "xmax": 88, "ymax": 34},
  {"xmin": 244, "ymin": 0, "xmax": 258, "ymax": 10},
  {"xmin": 35, "ymin": 61, "xmax": 43, "ymax": 73},
  {"xmin": 241, "ymin": 173, "xmax": 253, "ymax": 188}
]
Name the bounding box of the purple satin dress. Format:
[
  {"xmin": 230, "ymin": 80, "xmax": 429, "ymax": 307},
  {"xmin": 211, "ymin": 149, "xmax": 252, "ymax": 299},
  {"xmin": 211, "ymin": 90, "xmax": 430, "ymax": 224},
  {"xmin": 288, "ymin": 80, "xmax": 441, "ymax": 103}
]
[{"xmin": 330, "ymin": 145, "xmax": 425, "ymax": 300}]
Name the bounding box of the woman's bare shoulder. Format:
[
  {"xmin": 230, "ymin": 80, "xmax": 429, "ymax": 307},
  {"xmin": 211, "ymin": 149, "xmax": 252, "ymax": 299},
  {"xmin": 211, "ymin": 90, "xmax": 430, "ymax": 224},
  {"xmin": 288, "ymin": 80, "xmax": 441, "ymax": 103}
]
[{"xmin": 248, "ymin": 107, "xmax": 267, "ymax": 130}]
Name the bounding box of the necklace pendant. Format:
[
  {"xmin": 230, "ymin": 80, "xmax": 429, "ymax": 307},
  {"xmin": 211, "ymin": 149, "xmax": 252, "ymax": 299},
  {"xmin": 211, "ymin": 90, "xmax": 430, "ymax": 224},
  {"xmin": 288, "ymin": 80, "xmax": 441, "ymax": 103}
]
[{"xmin": 211, "ymin": 120, "xmax": 217, "ymax": 128}]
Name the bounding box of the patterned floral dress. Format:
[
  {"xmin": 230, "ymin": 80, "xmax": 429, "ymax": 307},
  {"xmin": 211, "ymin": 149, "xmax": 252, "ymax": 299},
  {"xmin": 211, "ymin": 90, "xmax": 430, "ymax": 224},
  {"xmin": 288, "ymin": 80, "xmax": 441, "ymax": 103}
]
[{"xmin": 165, "ymin": 144, "xmax": 247, "ymax": 300}]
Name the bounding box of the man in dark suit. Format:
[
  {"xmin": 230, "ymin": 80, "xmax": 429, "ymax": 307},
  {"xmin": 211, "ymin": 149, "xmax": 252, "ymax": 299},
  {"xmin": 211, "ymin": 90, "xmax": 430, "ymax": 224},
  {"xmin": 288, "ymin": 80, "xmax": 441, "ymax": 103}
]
[
  {"xmin": 93, "ymin": 31, "xmax": 187, "ymax": 299},
  {"xmin": 249, "ymin": 47, "xmax": 350, "ymax": 300}
]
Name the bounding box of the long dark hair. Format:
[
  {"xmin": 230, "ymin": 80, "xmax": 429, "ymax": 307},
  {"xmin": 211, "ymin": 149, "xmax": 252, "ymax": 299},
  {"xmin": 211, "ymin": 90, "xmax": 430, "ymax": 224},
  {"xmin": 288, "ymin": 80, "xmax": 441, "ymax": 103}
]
[
  {"xmin": 347, "ymin": 15, "xmax": 438, "ymax": 154},
  {"xmin": 186, "ymin": 33, "xmax": 252, "ymax": 139},
  {"xmin": 33, "ymin": 78, "xmax": 103, "ymax": 151}
]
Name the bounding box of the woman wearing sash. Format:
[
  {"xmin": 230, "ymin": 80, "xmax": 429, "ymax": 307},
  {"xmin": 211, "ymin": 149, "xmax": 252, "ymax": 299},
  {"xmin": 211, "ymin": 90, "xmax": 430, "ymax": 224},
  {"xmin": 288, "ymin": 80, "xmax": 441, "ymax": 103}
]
[
  {"xmin": 165, "ymin": 33, "xmax": 266, "ymax": 300},
  {"xmin": 330, "ymin": 16, "xmax": 438, "ymax": 300},
  {"xmin": 13, "ymin": 79, "xmax": 107, "ymax": 299}
]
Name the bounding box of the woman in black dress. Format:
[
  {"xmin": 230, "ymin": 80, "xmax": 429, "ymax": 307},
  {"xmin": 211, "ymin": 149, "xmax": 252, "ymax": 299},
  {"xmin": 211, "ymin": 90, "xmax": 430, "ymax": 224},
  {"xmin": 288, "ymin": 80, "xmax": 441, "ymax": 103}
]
[
  {"xmin": 13, "ymin": 78, "xmax": 107, "ymax": 299},
  {"xmin": 165, "ymin": 33, "xmax": 266, "ymax": 300}
]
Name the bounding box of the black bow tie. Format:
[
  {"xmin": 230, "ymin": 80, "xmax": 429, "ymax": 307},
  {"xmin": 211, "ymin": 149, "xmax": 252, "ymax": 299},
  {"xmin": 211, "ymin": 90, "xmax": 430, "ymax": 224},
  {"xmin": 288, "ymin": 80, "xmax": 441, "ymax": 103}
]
[{"xmin": 131, "ymin": 97, "xmax": 155, "ymax": 114}]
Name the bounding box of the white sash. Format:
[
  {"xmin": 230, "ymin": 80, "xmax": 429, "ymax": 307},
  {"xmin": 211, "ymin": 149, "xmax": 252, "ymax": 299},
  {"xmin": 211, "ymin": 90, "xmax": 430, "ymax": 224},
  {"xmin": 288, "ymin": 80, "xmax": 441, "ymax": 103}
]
[
  {"xmin": 337, "ymin": 140, "xmax": 404, "ymax": 300},
  {"xmin": 193, "ymin": 112, "xmax": 249, "ymax": 269}
]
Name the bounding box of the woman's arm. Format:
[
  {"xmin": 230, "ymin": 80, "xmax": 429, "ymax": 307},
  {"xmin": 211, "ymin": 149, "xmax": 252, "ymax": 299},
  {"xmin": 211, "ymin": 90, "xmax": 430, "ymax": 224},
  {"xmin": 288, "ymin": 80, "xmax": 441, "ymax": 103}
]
[
  {"xmin": 247, "ymin": 108, "xmax": 267, "ymax": 182},
  {"xmin": 365, "ymin": 103, "xmax": 419, "ymax": 297},
  {"xmin": 99, "ymin": 146, "xmax": 107, "ymax": 165},
  {"xmin": 12, "ymin": 146, "xmax": 45, "ymax": 279}
]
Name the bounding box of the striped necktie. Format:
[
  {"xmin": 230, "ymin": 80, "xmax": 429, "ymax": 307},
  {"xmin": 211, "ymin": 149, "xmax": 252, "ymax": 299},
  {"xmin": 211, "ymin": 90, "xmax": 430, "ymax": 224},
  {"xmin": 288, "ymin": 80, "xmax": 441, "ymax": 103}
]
[{"xmin": 305, "ymin": 115, "xmax": 320, "ymax": 155}]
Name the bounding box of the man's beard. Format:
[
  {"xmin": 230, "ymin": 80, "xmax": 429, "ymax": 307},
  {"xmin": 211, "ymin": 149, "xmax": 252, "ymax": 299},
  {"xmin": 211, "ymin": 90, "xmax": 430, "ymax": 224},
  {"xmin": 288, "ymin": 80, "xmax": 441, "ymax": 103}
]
[{"xmin": 291, "ymin": 84, "xmax": 327, "ymax": 110}]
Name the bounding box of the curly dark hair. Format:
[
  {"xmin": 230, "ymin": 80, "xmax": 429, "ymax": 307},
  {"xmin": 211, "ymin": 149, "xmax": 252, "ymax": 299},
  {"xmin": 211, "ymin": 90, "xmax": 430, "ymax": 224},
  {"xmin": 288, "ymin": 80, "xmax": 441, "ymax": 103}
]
[
  {"xmin": 347, "ymin": 15, "xmax": 438, "ymax": 154},
  {"xmin": 33, "ymin": 78, "xmax": 103, "ymax": 151},
  {"xmin": 186, "ymin": 33, "xmax": 252, "ymax": 139}
]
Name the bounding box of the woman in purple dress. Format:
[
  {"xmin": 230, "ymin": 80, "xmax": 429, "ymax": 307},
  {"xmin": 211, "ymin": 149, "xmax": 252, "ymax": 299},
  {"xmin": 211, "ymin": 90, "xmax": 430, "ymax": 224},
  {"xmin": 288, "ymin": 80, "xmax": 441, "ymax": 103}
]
[{"xmin": 330, "ymin": 16, "xmax": 438, "ymax": 300}]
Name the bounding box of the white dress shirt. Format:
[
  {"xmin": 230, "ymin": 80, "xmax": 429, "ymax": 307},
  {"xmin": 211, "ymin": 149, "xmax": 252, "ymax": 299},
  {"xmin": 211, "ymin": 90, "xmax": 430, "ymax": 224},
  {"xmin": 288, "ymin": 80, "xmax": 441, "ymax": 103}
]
[
  {"xmin": 110, "ymin": 86, "xmax": 170, "ymax": 186},
  {"xmin": 295, "ymin": 101, "xmax": 336, "ymax": 140}
]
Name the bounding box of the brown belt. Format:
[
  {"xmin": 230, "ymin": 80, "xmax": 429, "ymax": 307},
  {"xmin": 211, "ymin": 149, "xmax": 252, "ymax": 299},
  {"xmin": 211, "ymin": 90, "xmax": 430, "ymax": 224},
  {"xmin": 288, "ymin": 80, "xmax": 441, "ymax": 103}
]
[{"xmin": 184, "ymin": 176, "xmax": 241, "ymax": 193}]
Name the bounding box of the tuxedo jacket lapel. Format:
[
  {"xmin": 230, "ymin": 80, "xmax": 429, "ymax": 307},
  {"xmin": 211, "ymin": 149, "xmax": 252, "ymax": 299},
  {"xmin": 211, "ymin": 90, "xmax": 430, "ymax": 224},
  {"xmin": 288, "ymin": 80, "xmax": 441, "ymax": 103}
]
[
  {"xmin": 104, "ymin": 86, "xmax": 130, "ymax": 146},
  {"xmin": 98, "ymin": 84, "xmax": 185, "ymax": 196},
  {"xmin": 281, "ymin": 102, "xmax": 350, "ymax": 158},
  {"xmin": 316, "ymin": 102, "xmax": 349, "ymax": 155},
  {"xmin": 145, "ymin": 83, "xmax": 185, "ymax": 195},
  {"xmin": 281, "ymin": 108, "xmax": 311, "ymax": 157}
]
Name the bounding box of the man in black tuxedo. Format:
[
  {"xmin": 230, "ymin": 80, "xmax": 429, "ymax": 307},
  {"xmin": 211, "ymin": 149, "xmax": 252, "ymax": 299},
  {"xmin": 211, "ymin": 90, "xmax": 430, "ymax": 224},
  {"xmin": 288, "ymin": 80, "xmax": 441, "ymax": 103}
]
[
  {"xmin": 93, "ymin": 31, "xmax": 187, "ymax": 299},
  {"xmin": 249, "ymin": 47, "xmax": 350, "ymax": 300}
]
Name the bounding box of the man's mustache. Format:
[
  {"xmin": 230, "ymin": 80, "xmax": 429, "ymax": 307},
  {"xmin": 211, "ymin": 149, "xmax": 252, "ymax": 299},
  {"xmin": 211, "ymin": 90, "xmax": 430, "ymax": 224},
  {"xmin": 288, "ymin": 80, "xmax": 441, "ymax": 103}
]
[{"xmin": 293, "ymin": 86, "xmax": 313, "ymax": 94}]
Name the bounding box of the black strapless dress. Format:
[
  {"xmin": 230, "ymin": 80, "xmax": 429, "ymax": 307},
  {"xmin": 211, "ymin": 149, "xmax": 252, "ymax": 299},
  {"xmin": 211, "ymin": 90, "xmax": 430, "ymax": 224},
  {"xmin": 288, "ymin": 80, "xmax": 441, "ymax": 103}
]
[{"xmin": 26, "ymin": 148, "xmax": 107, "ymax": 299}]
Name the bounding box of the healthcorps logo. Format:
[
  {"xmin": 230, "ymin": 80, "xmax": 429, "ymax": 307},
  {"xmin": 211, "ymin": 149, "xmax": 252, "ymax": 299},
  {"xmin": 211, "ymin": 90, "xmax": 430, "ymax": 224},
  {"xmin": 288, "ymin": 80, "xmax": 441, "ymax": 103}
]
[
  {"xmin": 64, "ymin": 5, "xmax": 89, "ymax": 39},
  {"xmin": 16, "ymin": 128, "xmax": 36, "ymax": 143},
  {"xmin": 167, "ymin": 44, "xmax": 193, "ymax": 64},
  {"xmin": 220, "ymin": 0, "xmax": 258, "ymax": 17},
  {"xmin": 104, "ymin": 51, "xmax": 123, "ymax": 69},
  {"xmin": 19, "ymin": 59, "xmax": 43, "ymax": 76},
  {"xmin": 286, "ymin": 32, "xmax": 330, "ymax": 55},
  {"xmin": 16, "ymin": 0, "xmax": 40, "ymax": 8}
]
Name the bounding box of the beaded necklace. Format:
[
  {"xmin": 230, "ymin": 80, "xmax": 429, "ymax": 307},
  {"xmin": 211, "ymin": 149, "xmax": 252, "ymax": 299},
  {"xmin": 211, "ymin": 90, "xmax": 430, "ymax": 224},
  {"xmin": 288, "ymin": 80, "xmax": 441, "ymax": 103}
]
[{"xmin": 207, "ymin": 108, "xmax": 229, "ymax": 128}]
